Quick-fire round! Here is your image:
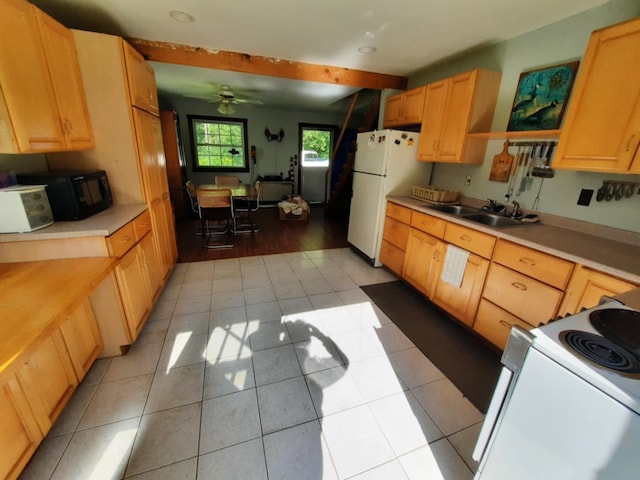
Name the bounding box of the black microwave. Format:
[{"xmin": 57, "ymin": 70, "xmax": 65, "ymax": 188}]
[{"xmin": 17, "ymin": 169, "xmax": 113, "ymax": 221}]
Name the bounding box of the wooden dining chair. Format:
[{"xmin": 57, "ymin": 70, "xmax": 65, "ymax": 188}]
[
  {"xmin": 215, "ymin": 175, "xmax": 240, "ymax": 186},
  {"xmin": 196, "ymin": 188, "xmax": 236, "ymax": 248}
]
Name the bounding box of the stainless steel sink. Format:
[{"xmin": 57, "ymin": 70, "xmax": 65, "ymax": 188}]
[
  {"xmin": 427, "ymin": 204, "xmax": 480, "ymax": 215},
  {"xmin": 462, "ymin": 213, "xmax": 524, "ymax": 228}
]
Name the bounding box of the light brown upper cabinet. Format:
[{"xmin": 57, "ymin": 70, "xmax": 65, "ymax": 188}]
[
  {"xmin": 383, "ymin": 86, "xmax": 426, "ymax": 127},
  {"xmin": 0, "ymin": 0, "xmax": 93, "ymax": 153},
  {"xmin": 417, "ymin": 69, "xmax": 502, "ymax": 163},
  {"xmin": 554, "ymin": 17, "xmax": 640, "ymax": 173}
]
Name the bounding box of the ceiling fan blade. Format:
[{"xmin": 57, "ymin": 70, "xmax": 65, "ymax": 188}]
[
  {"xmin": 183, "ymin": 94, "xmax": 222, "ymax": 103},
  {"xmin": 234, "ymin": 98, "xmax": 264, "ymax": 105}
]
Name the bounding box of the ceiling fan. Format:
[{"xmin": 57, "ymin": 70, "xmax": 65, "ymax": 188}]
[{"xmin": 184, "ymin": 84, "xmax": 263, "ymax": 114}]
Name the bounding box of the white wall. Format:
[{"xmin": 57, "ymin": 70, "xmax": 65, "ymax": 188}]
[
  {"xmin": 408, "ymin": 0, "xmax": 640, "ymax": 233},
  {"xmin": 161, "ymin": 96, "xmax": 347, "ymax": 188}
]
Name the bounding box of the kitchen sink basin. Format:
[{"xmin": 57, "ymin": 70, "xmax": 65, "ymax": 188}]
[
  {"xmin": 427, "ymin": 204, "xmax": 480, "ymax": 215},
  {"xmin": 462, "ymin": 213, "xmax": 524, "ymax": 228}
]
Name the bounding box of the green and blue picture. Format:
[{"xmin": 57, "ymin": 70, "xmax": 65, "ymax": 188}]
[{"xmin": 507, "ymin": 61, "xmax": 579, "ymax": 131}]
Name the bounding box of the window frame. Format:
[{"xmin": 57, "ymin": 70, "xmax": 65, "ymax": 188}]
[{"xmin": 187, "ymin": 115, "xmax": 250, "ymax": 173}]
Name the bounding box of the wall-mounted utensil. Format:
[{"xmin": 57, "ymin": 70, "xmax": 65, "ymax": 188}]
[
  {"xmin": 516, "ymin": 147, "xmax": 530, "ymax": 196},
  {"xmin": 489, "ymin": 141, "xmax": 514, "ymax": 182},
  {"xmin": 531, "ymin": 142, "xmax": 555, "ymax": 178},
  {"xmin": 505, "ymin": 145, "xmax": 522, "ymax": 201}
]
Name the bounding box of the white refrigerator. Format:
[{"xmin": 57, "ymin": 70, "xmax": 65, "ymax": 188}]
[{"xmin": 347, "ymin": 129, "xmax": 432, "ymax": 266}]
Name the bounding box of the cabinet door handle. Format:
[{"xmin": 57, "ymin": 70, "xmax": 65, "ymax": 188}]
[
  {"xmin": 518, "ymin": 257, "xmax": 536, "ymax": 266},
  {"xmin": 121, "ymin": 236, "xmax": 134, "ymax": 243},
  {"xmin": 459, "ymin": 235, "xmax": 472, "ymax": 242},
  {"xmin": 511, "ymin": 282, "xmax": 527, "ymax": 291},
  {"xmin": 499, "ymin": 320, "xmax": 513, "ymax": 329}
]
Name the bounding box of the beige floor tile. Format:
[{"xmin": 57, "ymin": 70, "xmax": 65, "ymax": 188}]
[
  {"xmin": 448, "ymin": 422, "xmax": 483, "ymax": 473},
  {"xmin": 206, "ymin": 322, "xmax": 255, "ymax": 363},
  {"xmin": 398, "ymin": 439, "xmax": 473, "ymax": 480},
  {"xmin": 293, "ymin": 335, "xmax": 345, "ymax": 375},
  {"xmin": 144, "ymin": 362, "xmax": 204, "ymax": 414},
  {"xmin": 125, "ymin": 403, "xmax": 201, "ymax": 476},
  {"xmin": 204, "ymin": 355, "xmax": 255, "ymax": 399},
  {"xmin": 411, "ymin": 378, "xmax": 484, "ymax": 436},
  {"xmin": 165, "ymin": 311, "xmax": 209, "ymax": 340},
  {"xmin": 48, "ymin": 382, "xmax": 97, "ymax": 436},
  {"xmin": 20, "ymin": 434, "xmax": 71, "ymax": 480},
  {"xmin": 157, "ymin": 332, "xmax": 207, "ymax": 372},
  {"xmin": 244, "ymin": 285, "xmax": 277, "ymax": 305},
  {"xmin": 368, "ymin": 391, "xmax": 443, "ymax": 455},
  {"xmin": 348, "ymin": 460, "xmax": 409, "ymax": 480},
  {"xmin": 347, "ymin": 355, "xmax": 407, "ymax": 402},
  {"xmin": 249, "ymin": 321, "xmax": 291, "ymax": 351},
  {"xmin": 125, "ymin": 457, "xmax": 196, "ymax": 479},
  {"xmin": 102, "ymin": 341, "xmax": 163, "ymax": 383},
  {"xmin": 272, "ymin": 280, "xmax": 307, "ymax": 301},
  {"xmin": 211, "ymin": 289, "xmax": 246, "ymax": 310},
  {"xmin": 330, "ymin": 329, "xmax": 386, "ymax": 364},
  {"xmin": 320, "ymin": 405, "xmax": 395, "ymax": 479},
  {"xmin": 252, "ymin": 344, "xmax": 302, "ymax": 386},
  {"xmin": 368, "ymin": 322, "xmax": 415, "ymax": 353},
  {"xmin": 52, "ymin": 417, "xmax": 139, "ymax": 480},
  {"xmin": 305, "ymin": 365, "xmax": 366, "ymax": 417},
  {"xmin": 257, "ymin": 376, "xmax": 316, "ymax": 434},
  {"xmin": 388, "ymin": 347, "xmax": 445, "ymax": 389},
  {"xmin": 199, "ymin": 389, "xmax": 261, "ymax": 454},
  {"xmin": 263, "ymin": 420, "xmax": 338, "ymax": 480},
  {"xmin": 198, "ymin": 438, "xmax": 267, "ymax": 480},
  {"xmin": 245, "ymin": 301, "xmax": 283, "ymax": 324},
  {"xmin": 173, "ymin": 293, "xmax": 211, "ymax": 316},
  {"xmin": 78, "ymin": 375, "xmax": 152, "ymax": 430}
]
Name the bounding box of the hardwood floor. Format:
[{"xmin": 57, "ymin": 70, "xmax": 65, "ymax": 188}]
[{"xmin": 176, "ymin": 205, "xmax": 350, "ymax": 262}]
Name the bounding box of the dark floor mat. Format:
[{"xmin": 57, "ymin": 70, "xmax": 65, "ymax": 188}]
[{"xmin": 361, "ymin": 281, "xmax": 502, "ymax": 413}]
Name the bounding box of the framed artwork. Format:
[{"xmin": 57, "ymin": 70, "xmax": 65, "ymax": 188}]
[{"xmin": 507, "ymin": 61, "xmax": 579, "ymax": 131}]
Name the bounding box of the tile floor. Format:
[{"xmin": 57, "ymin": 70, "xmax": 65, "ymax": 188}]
[{"xmin": 20, "ymin": 248, "xmax": 484, "ymax": 480}]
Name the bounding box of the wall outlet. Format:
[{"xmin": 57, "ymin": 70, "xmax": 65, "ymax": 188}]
[{"xmin": 464, "ymin": 175, "xmax": 471, "ymax": 186}]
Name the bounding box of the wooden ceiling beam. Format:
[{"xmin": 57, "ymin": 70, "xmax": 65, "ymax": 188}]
[{"xmin": 127, "ymin": 37, "xmax": 408, "ymax": 91}]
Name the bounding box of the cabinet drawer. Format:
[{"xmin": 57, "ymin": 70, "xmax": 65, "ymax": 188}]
[
  {"xmin": 444, "ymin": 222, "xmax": 495, "ymax": 259},
  {"xmin": 473, "ymin": 299, "xmax": 533, "ymax": 350},
  {"xmin": 386, "ymin": 202, "xmax": 412, "ymax": 224},
  {"xmin": 380, "ymin": 240, "xmax": 405, "ymax": 276},
  {"xmin": 106, "ymin": 222, "xmax": 136, "ymax": 258},
  {"xmin": 410, "ymin": 211, "xmax": 446, "ymax": 238},
  {"xmin": 483, "ymin": 263, "xmax": 562, "ymax": 327},
  {"xmin": 133, "ymin": 210, "xmax": 152, "ymax": 241},
  {"xmin": 383, "ymin": 217, "xmax": 410, "ymax": 250},
  {"xmin": 493, "ymin": 240, "xmax": 574, "ymax": 289}
]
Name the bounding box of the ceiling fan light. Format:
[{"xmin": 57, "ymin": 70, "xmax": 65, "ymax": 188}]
[{"xmin": 217, "ymin": 103, "xmax": 235, "ymax": 115}]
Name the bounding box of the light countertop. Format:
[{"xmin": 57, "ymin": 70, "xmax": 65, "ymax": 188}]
[
  {"xmin": 388, "ymin": 196, "xmax": 640, "ymax": 284},
  {"xmin": 0, "ymin": 204, "xmax": 147, "ymax": 242},
  {"xmin": 0, "ymin": 257, "xmax": 116, "ymax": 376}
]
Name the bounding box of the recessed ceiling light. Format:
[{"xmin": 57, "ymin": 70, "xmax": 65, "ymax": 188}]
[
  {"xmin": 169, "ymin": 10, "xmax": 195, "ymax": 23},
  {"xmin": 358, "ymin": 45, "xmax": 377, "ymax": 54}
]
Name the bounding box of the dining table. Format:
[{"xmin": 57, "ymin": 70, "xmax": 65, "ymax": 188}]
[{"xmin": 197, "ymin": 183, "xmax": 259, "ymax": 233}]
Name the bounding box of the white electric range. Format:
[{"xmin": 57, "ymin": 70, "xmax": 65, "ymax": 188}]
[{"xmin": 473, "ymin": 301, "xmax": 640, "ymax": 479}]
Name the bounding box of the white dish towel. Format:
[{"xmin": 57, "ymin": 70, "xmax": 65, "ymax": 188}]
[{"xmin": 440, "ymin": 244, "xmax": 470, "ymax": 288}]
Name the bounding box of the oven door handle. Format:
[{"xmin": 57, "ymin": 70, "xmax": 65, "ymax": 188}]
[
  {"xmin": 472, "ymin": 326, "xmax": 535, "ymax": 463},
  {"xmin": 472, "ymin": 367, "xmax": 513, "ymax": 462}
]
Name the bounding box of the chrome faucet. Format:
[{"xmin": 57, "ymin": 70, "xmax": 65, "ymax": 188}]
[{"xmin": 510, "ymin": 200, "xmax": 522, "ymax": 218}]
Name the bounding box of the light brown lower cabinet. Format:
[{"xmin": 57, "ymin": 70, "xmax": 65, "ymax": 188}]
[
  {"xmin": 0, "ymin": 375, "xmax": 43, "ymax": 480},
  {"xmin": 115, "ymin": 242, "xmax": 152, "ymax": 339},
  {"xmin": 473, "ymin": 299, "xmax": 534, "ymax": 350},
  {"xmin": 17, "ymin": 330, "xmax": 78, "ymax": 434},
  {"xmin": 402, "ymin": 228, "xmax": 441, "ymax": 296},
  {"xmin": 431, "ymin": 252, "xmax": 489, "ymax": 327},
  {"xmin": 59, "ymin": 299, "xmax": 103, "ymax": 381},
  {"xmin": 559, "ymin": 265, "xmax": 638, "ymax": 316}
]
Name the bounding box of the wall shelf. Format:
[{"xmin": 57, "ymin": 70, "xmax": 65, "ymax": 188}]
[{"xmin": 467, "ymin": 129, "xmax": 561, "ymax": 140}]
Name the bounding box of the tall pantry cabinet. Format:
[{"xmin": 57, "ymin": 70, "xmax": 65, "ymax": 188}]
[{"xmin": 47, "ymin": 30, "xmax": 177, "ymax": 282}]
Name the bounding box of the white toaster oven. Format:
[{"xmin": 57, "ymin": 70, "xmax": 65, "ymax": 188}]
[{"xmin": 0, "ymin": 185, "xmax": 54, "ymax": 233}]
